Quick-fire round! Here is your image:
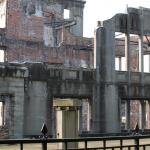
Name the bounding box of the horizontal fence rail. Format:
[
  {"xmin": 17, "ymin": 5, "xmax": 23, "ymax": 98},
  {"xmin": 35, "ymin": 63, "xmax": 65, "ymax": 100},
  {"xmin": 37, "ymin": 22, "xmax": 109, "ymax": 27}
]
[{"xmin": 0, "ymin": 135, "xmax": 150, "ymax": 150}]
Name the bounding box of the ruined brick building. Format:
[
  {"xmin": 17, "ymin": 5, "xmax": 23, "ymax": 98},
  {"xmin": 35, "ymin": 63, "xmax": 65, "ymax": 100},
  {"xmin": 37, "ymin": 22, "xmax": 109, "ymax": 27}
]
[
  {"xmin": 0, "ymin": 0, "xmax": 95, "ymax": 138},
  {"xmin": 0, "ymin": 0, "xmax": 93, "ymax": 67},
  {"xmin": 1, "ymin": 0, "xmax": 150, "ymax": 139}
]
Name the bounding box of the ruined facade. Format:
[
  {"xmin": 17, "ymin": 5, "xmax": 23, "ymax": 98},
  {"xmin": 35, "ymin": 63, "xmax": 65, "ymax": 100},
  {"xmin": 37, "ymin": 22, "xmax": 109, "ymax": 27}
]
[
  {"xmin": 0, "ymin": 0, "xmax": 95, "ymax": 138},
  {"xmin": 0, "ymin": 0, "xmax": 93, "ymax": 68},
  {"xmin": 1, "ymin": 0, "xmax": 150, "ymax": 139}
]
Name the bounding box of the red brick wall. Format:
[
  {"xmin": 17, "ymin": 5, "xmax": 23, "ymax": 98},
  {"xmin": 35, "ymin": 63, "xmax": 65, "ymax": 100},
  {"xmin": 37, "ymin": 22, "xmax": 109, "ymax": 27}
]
[
  {"xmin": 5, "ymin": 0, "xmax": 93, "ymax": 67},
  {"xmin": 6, "ymin": 0, "xmax": 44, "ymax": 41},
  {"xmin": 7, "ymin": 41, "xmax": 93, "ymax": 67}
]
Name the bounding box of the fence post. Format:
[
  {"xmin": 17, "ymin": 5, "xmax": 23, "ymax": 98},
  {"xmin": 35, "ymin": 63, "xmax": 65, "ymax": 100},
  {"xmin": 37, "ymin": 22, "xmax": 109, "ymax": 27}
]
[
  {"xmin": 41, "ymin": 123, "xmax": 48, "ymax": 150},
  {"xmin": 20, "ymin": 142, "xmax": 23, "ymax": 150},
  {"xmin": 64, "ymin": 141, "xmax": 68, "ymax": 150},
  {"xmin": 134, "ymin": 123, "xmax": 140, "ymax": 150},
  {"xmin": 135, "ymin": 137, "xmax": 139, "ymax": 150},
  {"xmin": 42, "ymin": 141, "xmax": 47, "ymax": 150},
  {"xmin": 85, "ymin": 140, "xmax": 87, "ymax": 150},
  {"xmin": 103, "ymin": 140, "xmax": 106, "ymax": 150},
  {"xmin": 120, "ymin": 139, "xmax": 123, "ymax": 150}
]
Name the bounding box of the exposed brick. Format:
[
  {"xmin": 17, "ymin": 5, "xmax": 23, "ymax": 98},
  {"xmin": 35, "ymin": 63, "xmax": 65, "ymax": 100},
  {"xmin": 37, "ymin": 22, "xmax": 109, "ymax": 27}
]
[{"xmin": 4, "ymin": 0, "xmax": 93, "ymax": 68}]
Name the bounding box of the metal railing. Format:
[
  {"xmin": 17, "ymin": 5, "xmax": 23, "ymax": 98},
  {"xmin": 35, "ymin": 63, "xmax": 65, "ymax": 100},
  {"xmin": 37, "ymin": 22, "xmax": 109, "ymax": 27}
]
[{"xmin": 1, "ymin": 135, "xmax": 150, "ymax": 150}]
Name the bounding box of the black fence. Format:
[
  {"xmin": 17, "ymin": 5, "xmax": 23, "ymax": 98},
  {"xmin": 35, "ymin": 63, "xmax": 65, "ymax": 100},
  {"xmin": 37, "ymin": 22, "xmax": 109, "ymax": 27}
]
[{"xmin": 0, "ymin": 135, "xmax": 150, "ymax": 150}]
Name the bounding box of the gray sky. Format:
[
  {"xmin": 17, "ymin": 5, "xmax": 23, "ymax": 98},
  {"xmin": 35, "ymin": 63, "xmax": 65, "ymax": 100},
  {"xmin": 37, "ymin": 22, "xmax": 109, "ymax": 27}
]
[{"xmin": 83, "ymin": 0, "xmax": 150, "ymax": 37}]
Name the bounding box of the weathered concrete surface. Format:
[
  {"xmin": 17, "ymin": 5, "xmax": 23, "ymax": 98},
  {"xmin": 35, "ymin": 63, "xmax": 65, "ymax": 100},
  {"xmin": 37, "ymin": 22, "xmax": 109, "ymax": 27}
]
[
  {"xmin": 2, "ymin": 2, "xmax": 150, "ymax": 138},
  {"xmin": 0, "ymin": 64, "xmax": 27, "ymax": 138},
  {"xmin": 24, "ymin": 82, "xmax": 48, "ymax": 136},
  {"xmin": 92, "ymin": 18, "xmax": 120, "ymax": 134},
  {"xmin": 0, "ymin": 63, "xmax": 94, "ymax": 138},
  {"xmin": 0, "ymin": 62, "xmax": 150, "ymax": 138}
]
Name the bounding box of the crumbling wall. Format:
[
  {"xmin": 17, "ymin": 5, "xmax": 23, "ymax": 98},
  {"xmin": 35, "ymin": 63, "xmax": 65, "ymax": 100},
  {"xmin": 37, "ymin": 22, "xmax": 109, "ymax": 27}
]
[
  {"xmin": 6, "ymin": 0, "xmax": 85, "ymax": 42},
  {"xmin": 7, "ymin": 41, "xmax": 93, "ymax": 68},
  {"xmin": 57, "ymin": 28, "xmax": 93, "ymax": 46},
  {"xmin": 0, "ymin": 65, "xmax": 28, "ymax": 138},
  {"xmin": 0, "ymin": 95, "xmax": 15, "ymax": 139},
  {"xmin": 5, "ymin": 0, "xmax": 92, "ymax": 67},
  {"xmin": 0, "ymin": 126, "xmax": 9, "ymax": 139},
  {"xmin": 6, "ymin": 0, "xmax": 45, "ymax": 41}
]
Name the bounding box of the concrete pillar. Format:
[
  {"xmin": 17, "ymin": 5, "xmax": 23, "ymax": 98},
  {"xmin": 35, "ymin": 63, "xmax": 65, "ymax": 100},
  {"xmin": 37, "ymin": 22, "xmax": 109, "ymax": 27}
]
[
  {"xmin": 138, "ymin": 9, "xmax": 145, "ymax": 130},
  {"xmin": 141, "ymin": 101, "xmax": 146, "ymax": 129},
  {"xmin": 79, "ymin": 102, "xmax": 83, "ymax": 132},
  {"xmin": 92, "ymin": 18, "xmax": 120, "ymax": 134},
  {"xmin": 139, "ymin": 35, "xmax": 144, "ymax": 73},
  {"xmin": 138, "ymin": 8, "xmax": 144, "ymax": 73},
  {"xmin": 88, "ymin": 98, "xmax": 92, "ymax": 131},
  {"xmin": 148, "ymin": 102, "xmax": 150, "ymax": 128},
  {"xmin": 126, "ymin": 100, "xmax": 130, "ymax": 129},
  {"xmin": 79, "ymin": 68, "xmax": 83, "ymax": 81},
  {"xmin": 125, "ymin": 9, "xmax": 131, "ymax": 130},
  {"xmin": 81, "ymin": 99, "xmax": 90, "ymax": 131},
  {"xmin": 24, "ymin": 82, "xmax": 52, "ymax": 137},
  {"xmin": 92, "ymin": 26, "xmax": 104, "ymax": 133},
  {"xmin": 46, "ymin": 86, "xmax": 53, "ymax": 137},
  {"xmin": 125, "ymin": 32, "xmax": 130, "ymax": 72},
  {"xmin": 125, "ymin": 9, "xmax": 131, "ymax": 72},
  {"xmin": 10, "ymin": 80, "xmax": 25, "ymax": 138},
  {"xmin": 69, "ymin": 1, "xmax": 85, "ymax": 36},
  {"xmin": 149, "ymin": 55, "xmax": 150, "ymax": 73},
  {"xmin": 119, "ymin": 57, "xmax": 122, "ymax": 71},
  {"xmin": 125, "ymin": 9, "xmax": 131, "ymax": 83}
]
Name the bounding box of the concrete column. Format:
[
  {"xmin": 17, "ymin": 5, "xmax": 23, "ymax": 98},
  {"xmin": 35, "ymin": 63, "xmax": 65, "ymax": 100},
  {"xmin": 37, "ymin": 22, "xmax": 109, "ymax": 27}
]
[
  {"xmin": 92, "ymin": 83, "xmax": 102, "ymax": 132},
  {"xmin": 139, "ymin": 35, "xmax": 144, "ymax": 99},
  {"xmin": 126, "ymin": 100, "xmax": 130, "ymax": 129},
  {"xmin": 138, "ymin": 11, "xmax": 145, "ymax": 130},
  {"xmin": 46, "ymin": 88, "xmax": 53, "ymax": 137},
  {"xmin": 125, "ymin": 9, "xmax": 131, "ymax": 72},
  {"xmin": 69, "ymin": 1, "xmax": 85, "ymax": 36},
  {"xmin": 138, "ymin": 8, "xmax": 144, "ymax": 73},
  {"xmin": 149, "ymin": 55, "xmax": 150, "ymax": 73},
  {"xmin": 148, "ymin": 102, "xmax": 150, "ymax": 128},
  {"xmin": 79, "ymin": 68, "xmax": 83, "ymax": 81},
  {"xmin": 141, "ymin": 101, "xmax": 146, "ymax": 129},
  {"xmin": 125, "ymin": 9, "xmax": 131, "ymax": 80},
  {"xmin": 92, "ymin": 18, "xmax": 120, "ymax": 134},
  {"xmin": 24, "ymin": 82, "xmax": 52, "ymax": 137},
  {"xmin": 88, "ymin": 98, "xmax": 92, "ymax": 131},
  {"xmin": 125, "ymin": 9, "xmax": 131, "ymax": 130},
  {"xmin": 79, "ymin": 103, "xmax": 83, "ymax": 132},
  {"xmin": 139, "ymin": 35, "xmax": 144, "ymax": 73},
  {"xmin": 119, "ymin": 57, "xmax": 122, "ymax": 71},
  {"xmin": 92, "ymin": 26, "xmax": 104, "ymax": 133},
  {"xmin": 10, "ymin": 79, "xmax": 25, "ymax": 138},
  {"xmin": 82, "ymin": 99, "xmax": 90, "ymax": 131},
  {"xmin": 125, "ymin": 32, "xmax": 130, "ymax": 72}
]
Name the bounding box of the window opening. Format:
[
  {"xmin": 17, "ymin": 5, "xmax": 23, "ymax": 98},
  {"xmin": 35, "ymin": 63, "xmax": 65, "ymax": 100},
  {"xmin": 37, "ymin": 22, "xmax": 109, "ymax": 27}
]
[
  {"xmin": 64, "ymin": 9, "xmax": 70, "ymax": 19},
  {"xmin": 0, "ymin": 102, "xmax": 4, "ymax": 126},
  {"xmin": 0, "ymin": 50, "xmax": 4, "ymax": 62}
]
